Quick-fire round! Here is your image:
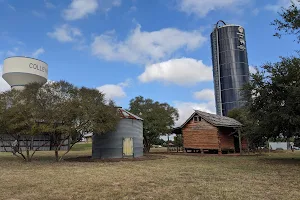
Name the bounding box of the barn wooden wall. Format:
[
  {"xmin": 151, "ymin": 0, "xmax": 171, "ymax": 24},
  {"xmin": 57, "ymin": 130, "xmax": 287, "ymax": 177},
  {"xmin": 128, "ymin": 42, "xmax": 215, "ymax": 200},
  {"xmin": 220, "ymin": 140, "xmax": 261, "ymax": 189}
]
[
  {"xmin": 182, "ymin": 118, "xmax": 240, "ymax": 151},
  {"xmin": 218, "ymin": 128, "xmax": 235, "ymax": 150},
  {"xmin": 182, "ymin": 118, "xmax": 220, "ymax": 149}
]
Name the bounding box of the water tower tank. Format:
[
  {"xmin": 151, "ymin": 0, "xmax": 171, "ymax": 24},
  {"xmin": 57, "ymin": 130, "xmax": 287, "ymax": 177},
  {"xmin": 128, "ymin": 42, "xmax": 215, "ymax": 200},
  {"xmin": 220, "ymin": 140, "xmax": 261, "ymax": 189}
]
[
  {"xmin": 2, "ymin": 57, "xmax": 48, "ymax": 90},
  {"xmin": 92, "ymin": 108, "xmax": 143, "ymax": 159}
]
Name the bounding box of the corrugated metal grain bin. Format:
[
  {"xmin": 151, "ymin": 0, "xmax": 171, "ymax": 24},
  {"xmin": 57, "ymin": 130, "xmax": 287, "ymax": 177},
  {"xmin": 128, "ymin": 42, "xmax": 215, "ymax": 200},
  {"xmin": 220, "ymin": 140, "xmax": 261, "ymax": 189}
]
[{"xmin": 92, "ymin": 108, "xmax": 143, "ymax": 159}]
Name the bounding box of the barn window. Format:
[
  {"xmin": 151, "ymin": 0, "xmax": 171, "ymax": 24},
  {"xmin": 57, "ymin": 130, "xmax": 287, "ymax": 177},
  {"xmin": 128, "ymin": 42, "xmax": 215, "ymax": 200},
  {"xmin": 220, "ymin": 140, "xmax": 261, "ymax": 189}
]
[{"xmin": 193, "ymin": 116, "xmax": 201, "ymax": 122}]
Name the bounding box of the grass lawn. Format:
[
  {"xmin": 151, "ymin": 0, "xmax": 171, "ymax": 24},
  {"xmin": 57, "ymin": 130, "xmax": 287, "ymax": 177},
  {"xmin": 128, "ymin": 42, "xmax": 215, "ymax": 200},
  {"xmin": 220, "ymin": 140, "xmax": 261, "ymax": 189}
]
[{"xmin": 0, "ymin": 145, "xmax": 300, "ymax": 200}]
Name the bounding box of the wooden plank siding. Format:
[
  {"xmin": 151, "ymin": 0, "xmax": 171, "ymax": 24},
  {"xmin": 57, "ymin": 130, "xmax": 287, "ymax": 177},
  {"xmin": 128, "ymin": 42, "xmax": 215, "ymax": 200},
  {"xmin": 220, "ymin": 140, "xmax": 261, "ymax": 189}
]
[
  {"xmin": 219, "ymin": 132, "xmax": 235, "ymax": 150},
  {"xmin": 218, "ymin": 127, "xmax": 235, "ymax": 150},
  {"xmin": 182, "ymin": 117, "xmax": 236, "ymax": 151},
  {"xmin": 182, "ymin": 117, "xmax": 220, "ymax": 150}
]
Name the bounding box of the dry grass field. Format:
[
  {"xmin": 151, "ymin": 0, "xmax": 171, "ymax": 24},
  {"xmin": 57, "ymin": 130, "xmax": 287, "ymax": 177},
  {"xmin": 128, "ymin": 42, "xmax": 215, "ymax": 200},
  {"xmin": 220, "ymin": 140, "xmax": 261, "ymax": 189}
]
[{"xmin": 0, "ymin": 144, "xmax": 300, "ymax": 200}]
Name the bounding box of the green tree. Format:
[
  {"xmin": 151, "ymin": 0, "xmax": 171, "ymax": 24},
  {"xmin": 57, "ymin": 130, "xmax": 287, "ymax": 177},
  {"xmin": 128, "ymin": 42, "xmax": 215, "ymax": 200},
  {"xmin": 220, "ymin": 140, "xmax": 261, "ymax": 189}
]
[
  {"xmin": 128, "ymin": 96, "xmax": 179, "ymax": 152},
  {"xmin": 272, "ymin": 1, "xmax": 300, "ymax": 42},
  {"xmin": 36, "ymin": 81, "xmax": 120, "ymax": 161},
  {"xmin": 243, "ymin": 56, "xmax": 300, "ymax": 141},
  {"xmin": 228, "ymin": 108, "xmax": 266, "ymax": 150},
  {"xmin": 294, "ymin": 137, "xmax": 300, "ymax": 147},
  {"xmin": 152, "ymin": 138, "xmax": 165, "ymax": 146},
  {"xmin": 0, "ymin": 81, "xmax": 120, "ymax": 162},
  {"xmin": 174, "ymin": 135, "xmax": 183, "ymax": 147},
  {"xmin": 0, "ymin": 84, "xmax": 52, "ymax": 161}
]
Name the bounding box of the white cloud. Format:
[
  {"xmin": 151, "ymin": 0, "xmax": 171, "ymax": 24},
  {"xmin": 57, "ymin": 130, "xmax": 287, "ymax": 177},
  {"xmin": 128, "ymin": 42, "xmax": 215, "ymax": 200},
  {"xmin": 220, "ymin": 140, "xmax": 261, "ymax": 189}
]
[
  {"xmin": 265, "ymin": 0, "xmax": 299, "ymax": 12},
  {"xmin": 112, "ymin": 0, "xmax": 121, "ymax": 7},
  {"xmin": 173, "ymin": 101, "xmax": 215, "ymax": 127},
  {"xmin": 0, "ymin": 64, "xmax": 11, "ymax": 92},
  {"xmin": 252, "ymin": 8, "xmax": 259, "ymax": 16},
  {"xmin": 174, "ymin": 88, "xmax": 216, "ymax": 127},
  {"xmin": 91, "ymin": 25, "xmax": 206, "ymax": 64},
  {"xmin": 97, "ymin": 85, "xmax": 126, "ymax": 100},
  {"xmin": 32, "ymin": 48, "xmax": 45, "ymax": 58},
  {"xmin": 47, "ymin": 24, "xmax": 82, "ymax": 43},
  {"xmin": 62, "ymin": 0, "xmax": 122, "ymax": 18},
  {"xmin": 63, "ymin": 0, "xmax": 98, "ymax": 20},
  {"xmin": 8, "ymin": 4, "xmax": 16, "ymax": 11},
  {"xmin": 5, "ymin": 46, "xmax": 20, "ymax": 57},
  {"xmin": 99, "ymin": 0, "xmax": 122, "ymax": 12},
  {"xmin": 129, "ymin": 6, "xmax": 137, "ymax": 12},
  {"xmin": 45, "ymin": 0, "xmax": 56, "ymax": 9},
  {"xmin": 97, "ymin": 79, "xmax": 130, "ymax": 101},
  {"xmin": 138, "ymin": 58, "xmax": 212, "ymax": 85},
  {"xmin": 6, "ymin": 50, "xmax": 16, "ymax": 57},
  {"xmin": 177, "ymin": 0, "xmax": 249, "ymax": 17},
  {"xmin": 249, "ymin": 65, "xmax": 258, "ymax": 74},
  {"xmin": 118, "ymin": 78, "xmax": 131, "ymax": 87},
  {"xmin": 32, "ymin": 10, "xmax": 46, "ymax": 18},
  {"xmin": 193, "ymin": 89, "xmax": 215, "ymax": 101}
]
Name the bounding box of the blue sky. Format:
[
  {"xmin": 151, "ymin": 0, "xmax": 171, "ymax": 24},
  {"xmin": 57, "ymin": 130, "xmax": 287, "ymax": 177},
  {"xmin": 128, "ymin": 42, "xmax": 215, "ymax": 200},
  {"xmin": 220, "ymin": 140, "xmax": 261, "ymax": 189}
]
[{"xmin": 0, "ymin": 0, "xmax": 299, "ymax": 125}]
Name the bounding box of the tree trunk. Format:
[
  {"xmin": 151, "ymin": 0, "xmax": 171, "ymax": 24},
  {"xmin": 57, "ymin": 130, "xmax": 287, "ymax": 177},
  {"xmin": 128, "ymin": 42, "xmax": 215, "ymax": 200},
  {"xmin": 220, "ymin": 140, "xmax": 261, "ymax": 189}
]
[
  {"xmin": 53, "ymin": 133, "xmax": 59, "ymax": 162},
  {"xmin": 143, "ymin": 136, "xmax": 151, "ymax": 153},
  {"xmin": 26, "ymin": 149, "xmax": 31, "ymax": 162},
  {"xmin": 167, "ymin": 134, "xmax": 170, "ymax": 153},
  {"xmin": 59, "ymin": 137, "xmax": 80, "ymax": 161},
  {"xmin": 25, "ymin": 137, "xmax": 31, "ymax": 162},
  {"xmin": 55, "ymin": 149, "xmax": 59, "ymax": 162}
]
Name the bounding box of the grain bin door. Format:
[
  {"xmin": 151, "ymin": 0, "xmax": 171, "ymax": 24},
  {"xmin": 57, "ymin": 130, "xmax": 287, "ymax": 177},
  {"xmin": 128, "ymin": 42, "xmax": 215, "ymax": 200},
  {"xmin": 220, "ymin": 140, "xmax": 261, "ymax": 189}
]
[{"xmin": 123, "ymin": 137, "xmax": 133, "ymax": 157}]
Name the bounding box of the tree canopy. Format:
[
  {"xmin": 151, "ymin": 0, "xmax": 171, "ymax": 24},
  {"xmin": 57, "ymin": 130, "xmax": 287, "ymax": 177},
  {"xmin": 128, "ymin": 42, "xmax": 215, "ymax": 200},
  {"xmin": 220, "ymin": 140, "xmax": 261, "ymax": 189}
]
[
  {"xmin": 272, "ymin": 1, "xmax": 300, "ymax": 42},
  {"xmin": 234, "ymin": 56, "xmax": 300, "ymax": 149},
  {"xmin": 244, "ymin": 56, "xmax": 300, "ymax": 139},
  {"xmin": 0, "ymin": 81, "xmax": 119, "ymax": 161},
  {"xmin": 229, "ymin": 2, "xmax": 300, "ymax": 150},
  {"xmin": 128, "ymin": 96, "xmax": 179, "ymax": 152}
]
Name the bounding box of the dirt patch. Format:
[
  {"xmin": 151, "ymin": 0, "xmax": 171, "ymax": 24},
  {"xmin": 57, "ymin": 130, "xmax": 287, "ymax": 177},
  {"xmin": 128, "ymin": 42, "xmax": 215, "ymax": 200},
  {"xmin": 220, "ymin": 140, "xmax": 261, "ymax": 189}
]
[{"xmin": 64, "ymin": 154, "xmax": 166, "ymax": 162}]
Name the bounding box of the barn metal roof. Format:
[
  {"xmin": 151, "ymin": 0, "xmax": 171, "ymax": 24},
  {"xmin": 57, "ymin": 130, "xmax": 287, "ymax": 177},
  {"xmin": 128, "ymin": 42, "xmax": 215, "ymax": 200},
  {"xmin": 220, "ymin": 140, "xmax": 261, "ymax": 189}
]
[
  {"xmin": 117, "ymin": 108, "xmax": 143, "ymax": 121},
  {"xmin": 180, "ymin": 110, "xmax": 242, "ymax": 128}
]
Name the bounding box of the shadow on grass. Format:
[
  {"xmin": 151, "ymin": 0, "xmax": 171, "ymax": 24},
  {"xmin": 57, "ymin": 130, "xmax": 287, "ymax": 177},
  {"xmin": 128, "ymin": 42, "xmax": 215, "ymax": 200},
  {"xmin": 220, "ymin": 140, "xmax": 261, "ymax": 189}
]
[
  {"xmin": 257, "ymin": 152, "xmax": 300, "ymax": 165},
  {"xmin": 65, "ymin": 154, "xmax": 166, "ymax": 162},
  {"xmin": 259, "ymin": 157, "xmax": 300, "ymax": 165}
]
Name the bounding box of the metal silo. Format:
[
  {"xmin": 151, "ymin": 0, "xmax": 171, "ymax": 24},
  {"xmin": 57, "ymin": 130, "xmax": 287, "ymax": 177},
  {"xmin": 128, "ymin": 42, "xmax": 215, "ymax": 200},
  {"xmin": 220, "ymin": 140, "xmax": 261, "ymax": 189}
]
[
  {"xmin": 92, "ymin": 108, "xmax": 143, "ymax": 159},
  {"xmin": 211, "ymin": 20, "xmax": 250, "ymax": 116}
]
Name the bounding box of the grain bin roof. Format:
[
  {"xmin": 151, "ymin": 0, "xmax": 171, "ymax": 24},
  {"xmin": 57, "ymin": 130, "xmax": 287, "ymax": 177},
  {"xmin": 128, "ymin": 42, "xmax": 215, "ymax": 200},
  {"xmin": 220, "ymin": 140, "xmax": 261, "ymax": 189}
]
[
  {"xmin": 117, "ymin": 108, "xmax": 143, "ymax": 121},
  {"xmin": 180, "ymin": 110, "xmax": 242, "ymax": 128}
]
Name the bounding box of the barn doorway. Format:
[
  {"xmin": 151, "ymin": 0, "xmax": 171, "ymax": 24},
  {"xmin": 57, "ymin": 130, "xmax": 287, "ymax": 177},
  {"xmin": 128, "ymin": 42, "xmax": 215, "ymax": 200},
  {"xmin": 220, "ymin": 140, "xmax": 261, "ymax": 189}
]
[
  {"xmin": 123, "ymin": 137, "xmax": 133, "ymax": 157},
  {"xmin": 234, "ymin": 134, "xmax": 240, "ymax": 153}
]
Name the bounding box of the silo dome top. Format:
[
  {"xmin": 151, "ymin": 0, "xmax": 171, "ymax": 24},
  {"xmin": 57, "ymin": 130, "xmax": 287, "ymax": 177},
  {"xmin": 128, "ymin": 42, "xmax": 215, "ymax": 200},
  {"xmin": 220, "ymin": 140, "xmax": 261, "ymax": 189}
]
[
  {"xmin": 117, "ymin": 108, "xmax": 143, "ymax": 121},
  {"xmin": 214, "ymin": 20, "xmax": 242, "ymax": 29}
]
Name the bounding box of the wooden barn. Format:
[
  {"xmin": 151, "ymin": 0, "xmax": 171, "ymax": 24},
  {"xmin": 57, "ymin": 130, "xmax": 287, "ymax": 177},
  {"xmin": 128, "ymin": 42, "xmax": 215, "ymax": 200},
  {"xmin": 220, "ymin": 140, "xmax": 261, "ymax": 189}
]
[{"xmin": 173, "ymin": 110, "xmax": 247, "ymax": 154}]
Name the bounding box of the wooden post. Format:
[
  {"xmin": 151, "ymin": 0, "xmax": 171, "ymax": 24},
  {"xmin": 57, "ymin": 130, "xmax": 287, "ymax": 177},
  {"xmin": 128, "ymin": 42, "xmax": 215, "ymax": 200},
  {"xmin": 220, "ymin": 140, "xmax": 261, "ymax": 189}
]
[
  {"xmin": 217, "ymin": 130, "xmax": 222, "ymax": 155},
  {"xmin": 181, "ymin": 133, "xmax": 183, "ymax": 152},
  {"xmin": 238, "ymin": 129, "xmax": 242, "ymax": 155}
]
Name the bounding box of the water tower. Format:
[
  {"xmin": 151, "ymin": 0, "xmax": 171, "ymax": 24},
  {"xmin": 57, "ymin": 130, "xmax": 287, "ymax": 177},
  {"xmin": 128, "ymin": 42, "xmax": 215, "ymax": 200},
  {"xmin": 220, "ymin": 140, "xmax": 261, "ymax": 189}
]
[{"xmin": 2, "ymin": 57, "xmax": 48, "ymax": 90}]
